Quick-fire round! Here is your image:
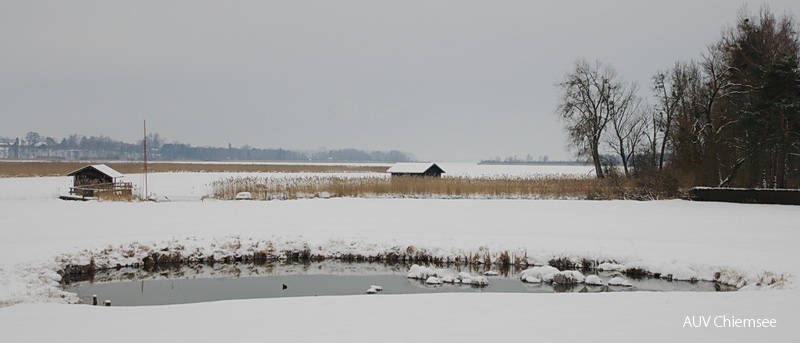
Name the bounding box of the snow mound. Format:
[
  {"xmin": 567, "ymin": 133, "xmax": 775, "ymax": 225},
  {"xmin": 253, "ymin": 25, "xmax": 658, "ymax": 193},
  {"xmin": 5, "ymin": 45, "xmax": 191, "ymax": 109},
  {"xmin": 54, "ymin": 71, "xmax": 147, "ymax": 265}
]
[
  {"xmin": 425, "ymin": 276, "xmax": 442, "ymax": 284},
  {"xmin": 608, "ymin": 277, "xmax": 633, "ymax": 287},
  {"xmin": 366, "ymin": 284, "xmax": 383, "ymax": 294},
  {"xmin": 523, "ymin": 276, "xmax": 542, "ymax": 283},
  {"xmin": 596, "ymin": 262, "xmax": 625, "ymax": 271},
  {"xmin": 440, "ymin": 275, "xmax": 457, "ymax": 283},
  {"xmin": 585, "ymin": 275, "xmax": 604, "ymax": 286},
  {"xmin": 484, "ymin": 270, "xmax": 499, "ymax": 276},
  {"xmin": 468, "ymin": 275, "xmax": 489, "ymax": 286},
  {"xmin": 407, "ymin": 264, "xmax": 438, "ymax": 279},
  {"xmin": 406, "ymin": 266, "xmax": 489, "ymax": 286},
  {"xmin": 553, "ymin": 270, "xmax": 585, "ymax": 284},
  {"xmin": 234, "ymin": 192, "xmax": 253, "ymax": 200},
  {"xmin": 656, "ymin": 263, "xmax": 699, "ymax": 281},
  {"xmin": 436, "ymin": 270, "xmax": 458, "ymax": 283},
  {"xmin": 519, "ymin": 266, "xmax": 560, "ymax": 283}
]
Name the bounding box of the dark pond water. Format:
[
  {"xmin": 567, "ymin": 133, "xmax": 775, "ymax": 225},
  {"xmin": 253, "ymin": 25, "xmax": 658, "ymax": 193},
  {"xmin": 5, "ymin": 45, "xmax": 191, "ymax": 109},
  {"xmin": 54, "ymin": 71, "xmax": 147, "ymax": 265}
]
[{"xmin": 63, "ymin": 261, "xmax": 731, "ymax": 306}]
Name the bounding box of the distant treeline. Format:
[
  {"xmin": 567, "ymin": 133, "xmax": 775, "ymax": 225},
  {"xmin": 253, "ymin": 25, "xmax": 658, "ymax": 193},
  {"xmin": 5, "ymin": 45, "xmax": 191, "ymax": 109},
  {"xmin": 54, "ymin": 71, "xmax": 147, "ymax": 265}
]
[
  {"xmin": 0, "ymin": 132, "xmax": 414, "ymax": 162},
  {"xmin": 480, "ymin": 154, "xmax": 587, "ymax": 165}
]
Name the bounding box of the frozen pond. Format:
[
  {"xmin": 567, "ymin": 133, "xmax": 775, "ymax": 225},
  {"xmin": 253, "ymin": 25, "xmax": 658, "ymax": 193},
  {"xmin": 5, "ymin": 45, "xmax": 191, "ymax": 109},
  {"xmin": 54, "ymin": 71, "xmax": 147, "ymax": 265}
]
[{"xmin": 63, "ymin": 261, "xmax": 731, "ymax": 306}]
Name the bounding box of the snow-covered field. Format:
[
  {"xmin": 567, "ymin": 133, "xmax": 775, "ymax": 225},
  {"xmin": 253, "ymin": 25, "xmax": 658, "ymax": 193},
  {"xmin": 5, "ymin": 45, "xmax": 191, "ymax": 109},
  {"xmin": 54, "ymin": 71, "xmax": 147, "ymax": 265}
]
[{"xmin": 0, "ymin": 170, "xmax": 798, "ymax": 342}]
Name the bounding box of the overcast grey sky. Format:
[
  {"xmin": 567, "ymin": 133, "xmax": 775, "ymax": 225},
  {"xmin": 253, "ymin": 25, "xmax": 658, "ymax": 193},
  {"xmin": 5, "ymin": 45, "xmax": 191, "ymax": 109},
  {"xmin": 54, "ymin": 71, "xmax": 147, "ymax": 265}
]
[{"xmin": 1, "ymin": 1, "xmax": 798, "ymax": 161}]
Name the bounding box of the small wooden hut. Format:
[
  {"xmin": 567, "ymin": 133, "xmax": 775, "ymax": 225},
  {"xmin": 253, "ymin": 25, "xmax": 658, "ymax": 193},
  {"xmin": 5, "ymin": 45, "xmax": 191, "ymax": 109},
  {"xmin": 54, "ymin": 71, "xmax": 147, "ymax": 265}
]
[
  {"xmin": 387, "ymin": 163, "xmax": 445, "ymax": 177},
  {"xmin": 63, "ymin": 164, "xmax": 133, "ymax": 200}
]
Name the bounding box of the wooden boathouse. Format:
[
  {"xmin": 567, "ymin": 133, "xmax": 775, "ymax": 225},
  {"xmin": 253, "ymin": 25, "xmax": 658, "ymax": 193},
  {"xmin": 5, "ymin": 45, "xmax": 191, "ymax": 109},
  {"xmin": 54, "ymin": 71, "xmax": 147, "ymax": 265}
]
[
  {"xmin": 61, "ymin": 164, "xmax": 133, "ymax": 200},
  {"xmin": 387, "ymin": 163, "xmax": 446, "ymax": 177}
]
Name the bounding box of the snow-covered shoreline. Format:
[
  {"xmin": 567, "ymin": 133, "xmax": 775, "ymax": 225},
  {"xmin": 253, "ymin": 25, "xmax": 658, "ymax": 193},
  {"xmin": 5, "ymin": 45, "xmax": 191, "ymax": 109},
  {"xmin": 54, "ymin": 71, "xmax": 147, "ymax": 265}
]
[
  {"xmin": 2, "ymin": 196, "xmax": 794, "ymax": 305},
  {"xmin": 1, "ymin": 173, "xmax": 798, "ymax": 341}
]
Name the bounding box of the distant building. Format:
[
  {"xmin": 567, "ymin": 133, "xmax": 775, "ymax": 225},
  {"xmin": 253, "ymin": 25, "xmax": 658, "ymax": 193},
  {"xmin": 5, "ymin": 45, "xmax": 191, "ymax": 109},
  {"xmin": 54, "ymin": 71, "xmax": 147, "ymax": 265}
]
[
  {"xmin": 0, "ymin": 139, "xmax": 20, "ymax": 159},
  {"xmin": 387, "ymin": 162, "xmax": 445, "ymax": 177},
  {"xmin": 0, "ymin": 143, "xmax": 10, "ymax": 159}
]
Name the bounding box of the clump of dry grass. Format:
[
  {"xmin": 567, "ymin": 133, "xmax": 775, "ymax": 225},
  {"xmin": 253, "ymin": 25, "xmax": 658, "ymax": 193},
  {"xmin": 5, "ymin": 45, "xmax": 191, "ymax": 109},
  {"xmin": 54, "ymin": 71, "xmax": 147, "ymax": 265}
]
[
  {"xmin": 95, "ymin": 191, "xmax": 137, "ymax": 202},
  {"xmin": 0, "ymin": 161, "xmax": 387, "ymax": 177},
  {"xmin": 209, "ymin": 175, "xmax": 651, "ymax": 200}
]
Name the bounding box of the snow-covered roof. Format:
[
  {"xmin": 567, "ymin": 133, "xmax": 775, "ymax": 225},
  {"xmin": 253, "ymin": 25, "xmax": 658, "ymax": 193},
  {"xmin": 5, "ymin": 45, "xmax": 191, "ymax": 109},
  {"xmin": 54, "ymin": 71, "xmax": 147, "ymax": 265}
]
[
  {"xmin": 387, "ymin": 162, "xmax": 445, "ymax": 174},
  {"xmin": 67, "ymin": 164, "xmax": 124, "ymax": 178}
]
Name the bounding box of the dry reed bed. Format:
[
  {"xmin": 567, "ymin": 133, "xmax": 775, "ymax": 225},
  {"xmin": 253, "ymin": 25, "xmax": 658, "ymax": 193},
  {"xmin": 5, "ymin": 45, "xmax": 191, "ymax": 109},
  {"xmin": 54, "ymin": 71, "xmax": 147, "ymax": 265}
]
[
  {"xmin": 210, "ymin": 175, "xmax": 644, "ymax": 200},
  {"xmin": 0, "ymin": 161, "xmax": 387, "ymax": 177}
]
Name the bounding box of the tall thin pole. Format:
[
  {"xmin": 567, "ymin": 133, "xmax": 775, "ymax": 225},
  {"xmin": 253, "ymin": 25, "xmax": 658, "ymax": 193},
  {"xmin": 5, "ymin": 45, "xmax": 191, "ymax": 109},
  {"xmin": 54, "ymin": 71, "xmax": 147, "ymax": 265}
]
[{"xmin": 144, "ymin": 120, "xmax": 148, "ymax": 199}]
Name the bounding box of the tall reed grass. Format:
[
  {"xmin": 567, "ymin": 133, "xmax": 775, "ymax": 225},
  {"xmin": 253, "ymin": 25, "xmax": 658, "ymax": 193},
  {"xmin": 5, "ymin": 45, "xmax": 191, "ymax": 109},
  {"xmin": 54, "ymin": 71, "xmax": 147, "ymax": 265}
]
[{"xmin": 209, "ymin": 175, "xmax": 660, "ymax": 200}]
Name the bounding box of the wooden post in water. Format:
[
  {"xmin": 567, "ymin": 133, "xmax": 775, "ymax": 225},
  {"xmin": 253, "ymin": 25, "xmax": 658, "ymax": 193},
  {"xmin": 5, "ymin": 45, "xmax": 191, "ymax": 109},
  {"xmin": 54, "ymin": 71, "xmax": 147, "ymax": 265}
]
[
  {"xmin": 104, "ymin": 300, "xmax": 111, "ymax": 307},
  {"xmin": 92, "ymin": 294, "xmax": 98, "ymax": 306}
]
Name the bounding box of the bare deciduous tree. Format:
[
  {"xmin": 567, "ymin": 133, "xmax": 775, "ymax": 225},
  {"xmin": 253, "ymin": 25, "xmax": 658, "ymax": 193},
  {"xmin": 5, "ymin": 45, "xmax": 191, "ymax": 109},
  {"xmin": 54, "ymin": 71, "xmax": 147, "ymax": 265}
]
[
  {"xmin": 605, "ymin": 90, "xmax": 646, "ymax": 177},
  {"xmin": 556, "ymin": 59, "xmax": 637, "ymax": 178}
]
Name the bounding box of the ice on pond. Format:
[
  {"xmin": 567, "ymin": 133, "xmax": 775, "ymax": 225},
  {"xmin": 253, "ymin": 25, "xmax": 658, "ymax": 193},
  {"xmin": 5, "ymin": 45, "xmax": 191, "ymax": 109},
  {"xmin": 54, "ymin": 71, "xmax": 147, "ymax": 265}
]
[{"xmin": 62, "ymin": 261, "xmax": 727, "ymax": 306}]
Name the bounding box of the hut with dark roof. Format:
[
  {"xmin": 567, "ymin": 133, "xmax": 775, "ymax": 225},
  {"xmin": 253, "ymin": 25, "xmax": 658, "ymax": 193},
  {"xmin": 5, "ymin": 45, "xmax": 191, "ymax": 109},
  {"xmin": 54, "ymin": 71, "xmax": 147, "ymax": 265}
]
[
  {"xmin": 387, "ymin": 163, "xmax": 445, "ymax": 178},
  {"xmin": 62, "ymin": 164, "xmax": 133, "ymax": 200}
]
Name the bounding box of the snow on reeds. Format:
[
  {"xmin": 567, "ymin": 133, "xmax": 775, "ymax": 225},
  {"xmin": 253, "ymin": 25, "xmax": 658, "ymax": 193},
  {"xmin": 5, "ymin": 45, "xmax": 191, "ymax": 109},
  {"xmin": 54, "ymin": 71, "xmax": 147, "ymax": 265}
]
[{"xmin": 210, "ymin": 175, "xmax": 644, "ymax": 200}]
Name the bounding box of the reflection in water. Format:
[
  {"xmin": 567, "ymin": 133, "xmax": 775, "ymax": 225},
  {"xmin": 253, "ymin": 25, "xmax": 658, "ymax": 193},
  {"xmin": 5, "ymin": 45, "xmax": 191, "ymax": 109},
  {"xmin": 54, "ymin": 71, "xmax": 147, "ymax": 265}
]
[{"xmin": 62, "ymin": 261, "xmax": 729, "ymax": 306}]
